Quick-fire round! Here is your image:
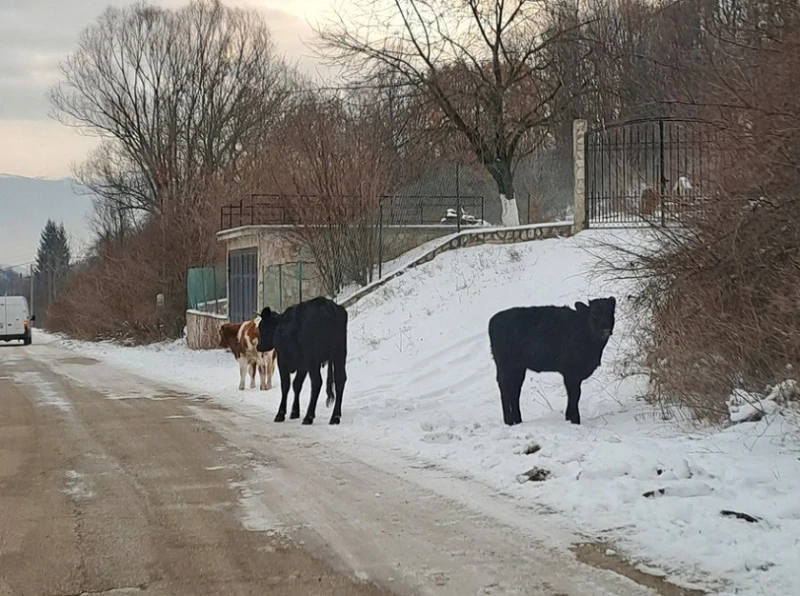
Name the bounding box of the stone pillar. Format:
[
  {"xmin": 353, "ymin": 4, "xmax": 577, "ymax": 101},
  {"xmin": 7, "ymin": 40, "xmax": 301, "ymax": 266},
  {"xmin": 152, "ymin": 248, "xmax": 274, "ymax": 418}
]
[{"xmin": 573, "ymin": 119, "xmax": 588, "ymax": 232}]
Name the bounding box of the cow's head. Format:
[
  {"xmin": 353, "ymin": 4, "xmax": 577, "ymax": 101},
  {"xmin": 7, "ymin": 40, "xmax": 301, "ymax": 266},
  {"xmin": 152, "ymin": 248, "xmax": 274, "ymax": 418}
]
[
  {"xmin": 256, "ymin": 307, "xmax": 280, "ymax": 352},
  {"xmin": 575, "ymin": 296, "xmax": 616, "ymax": 341}
]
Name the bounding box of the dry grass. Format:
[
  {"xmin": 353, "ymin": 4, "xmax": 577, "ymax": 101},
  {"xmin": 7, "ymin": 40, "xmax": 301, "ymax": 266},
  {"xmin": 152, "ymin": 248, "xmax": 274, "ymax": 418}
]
[{"xmin": 617, "ymin": 199, "xmax": 800, "ymax": 421}]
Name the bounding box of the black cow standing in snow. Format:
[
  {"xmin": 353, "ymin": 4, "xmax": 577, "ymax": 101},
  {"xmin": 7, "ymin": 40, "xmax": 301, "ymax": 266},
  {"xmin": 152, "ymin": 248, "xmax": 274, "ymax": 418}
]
[
  {"xmin": 488, "ymin": 297, "xmax": 617, "ymax": 426},
  {"xmin": 257, "ymin": 296, "xmax": 348, "ymax": 425}
]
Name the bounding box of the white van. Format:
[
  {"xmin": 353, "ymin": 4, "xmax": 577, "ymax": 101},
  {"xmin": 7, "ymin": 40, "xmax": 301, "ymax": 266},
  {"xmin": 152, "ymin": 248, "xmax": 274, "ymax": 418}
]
[{"xmin": 0, "ymin": 296, "xmax": 34, "ymax": 345}]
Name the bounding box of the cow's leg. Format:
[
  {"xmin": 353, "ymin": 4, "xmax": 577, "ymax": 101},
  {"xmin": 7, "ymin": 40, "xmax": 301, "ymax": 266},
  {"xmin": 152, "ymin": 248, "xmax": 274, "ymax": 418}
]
[
  {"xmin": 238, "ymin": 356, "xmax": 247, "ymax": 391},
  {"xmin": 499, "ymin": 366, "xmax": 525, "ymax": 426},
  {"xmin": 495, "ymin": 363, "xmax": 521, "ymax": 425},
  {"xmin": 329, "ymin": 358, "xmax": 347, "ymax": 425},
  {"xmin": 302, "ymin": 364, "xmax": 323, "ymax": 425},
  {"xmin": 564, "ymin": 375, "xmax": 582, "ymax": 425},
  {"xmin": 290, "ymin": 370, "xmax": 307, "ymax": 419},
  {"xmin": 265, "ymin": 350, "xmax": 276, "ymax": 390},
  {"xmin": 509, "ymin": 368, "xmax": 526, "ymax": 425},
  {"xmin": 274, "ymin": 365, "xmax": 292, "ymax": 423},
  {"xmin": 495, "ymin": 364, "xmax": 512, "ymax": 425},
  {"xmin": 249, "ymin": 359, "xmax": 257, "ymax": 389},
  {"xmin": 257, "ymin": 354, "xmax": 267, "ymax": 391}
]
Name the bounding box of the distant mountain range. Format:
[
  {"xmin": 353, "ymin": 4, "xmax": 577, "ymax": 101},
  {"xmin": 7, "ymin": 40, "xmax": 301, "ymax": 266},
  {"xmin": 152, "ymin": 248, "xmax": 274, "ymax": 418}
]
[{"xmin": 0, "ymin": 174, "xmax": 94, "ymax": 268}]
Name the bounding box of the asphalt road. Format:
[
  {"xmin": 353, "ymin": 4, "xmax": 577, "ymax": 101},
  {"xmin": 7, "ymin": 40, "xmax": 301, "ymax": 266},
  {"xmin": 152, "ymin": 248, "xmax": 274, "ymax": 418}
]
[
  {"xmin": 0, "ymin": 338, "xmax": 682, "ymax": 596},
  {"xmin": 0, "ymin": 342, "xmax": 389, "ymax": 596}
]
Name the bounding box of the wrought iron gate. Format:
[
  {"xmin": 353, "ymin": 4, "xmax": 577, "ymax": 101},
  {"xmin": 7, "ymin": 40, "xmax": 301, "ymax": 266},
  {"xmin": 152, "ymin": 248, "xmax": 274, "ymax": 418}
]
[
  {"xmin": 227, "ymin": 248, "xmax": 258, "ymax": 323},
  {"xmin": 585, "ymin": 119, "xmax": 717, "ymax": 227}
]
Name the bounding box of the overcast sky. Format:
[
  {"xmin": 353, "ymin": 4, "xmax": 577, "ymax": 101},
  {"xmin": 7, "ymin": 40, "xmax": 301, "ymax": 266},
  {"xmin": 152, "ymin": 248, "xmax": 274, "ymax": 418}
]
[{"xmin": 0, "ymin": 0, "xmax": 334, "ymax": 179}]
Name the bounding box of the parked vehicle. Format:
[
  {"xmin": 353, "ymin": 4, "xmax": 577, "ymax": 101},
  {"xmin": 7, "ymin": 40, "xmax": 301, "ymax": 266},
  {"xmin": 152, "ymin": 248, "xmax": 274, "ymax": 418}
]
[{"xmin": 0, "ymin": 296, "xmax": 35, "ymax": 345}]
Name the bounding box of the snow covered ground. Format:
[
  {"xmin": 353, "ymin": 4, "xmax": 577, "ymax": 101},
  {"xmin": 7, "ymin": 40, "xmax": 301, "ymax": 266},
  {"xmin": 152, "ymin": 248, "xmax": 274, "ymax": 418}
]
[{"xmin": 44, "ymin": 229, "xmax": 800, "ymax": 596}]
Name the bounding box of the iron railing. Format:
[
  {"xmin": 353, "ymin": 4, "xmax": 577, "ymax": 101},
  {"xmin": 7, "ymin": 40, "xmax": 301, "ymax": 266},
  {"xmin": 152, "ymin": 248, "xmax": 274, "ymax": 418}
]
[
  {"xmin": 220, "ymin": 194, "xmax": 293, "ymax": 229},
  {"xmin": 585, "ymin": 118, "xmax": 720, "ymax": 227},
  {"xmin": 378, "ymin": 195, "xmax": 485, "ymax": 230},
  {"xmin": 220, "ymin": 194, "xmax": 487, "ymax": 231}
]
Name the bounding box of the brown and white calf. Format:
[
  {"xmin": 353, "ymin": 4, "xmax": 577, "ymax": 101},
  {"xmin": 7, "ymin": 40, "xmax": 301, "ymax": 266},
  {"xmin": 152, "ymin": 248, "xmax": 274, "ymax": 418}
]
[{"xmin": 219, "ymin": 318, "xmax": 276, "ymax": 391}]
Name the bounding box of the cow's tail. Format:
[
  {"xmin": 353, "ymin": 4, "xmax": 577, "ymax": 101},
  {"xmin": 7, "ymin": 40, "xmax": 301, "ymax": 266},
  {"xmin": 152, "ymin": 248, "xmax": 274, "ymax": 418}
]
[
  {"xmin": 325, "ymin": 361, "xmax": 335, "ymax": 408},
  {"xmin": 326, "ymin": 305, "xmax": 347, "ymax": 409}
]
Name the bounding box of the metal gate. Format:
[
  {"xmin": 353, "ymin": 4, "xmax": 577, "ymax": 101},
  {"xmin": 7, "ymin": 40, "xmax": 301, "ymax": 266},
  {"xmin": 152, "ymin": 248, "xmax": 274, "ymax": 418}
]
[
  {"xmin": 227, "ymin": 248, "xmax": 258, "ymax": 323},
  {"xmin": 585, "ymin": 119, "xmax": 717, "ymax": 227},
  {"xmin": 262, "ymin": 261, "xmax": 306, "ymax": 312}
]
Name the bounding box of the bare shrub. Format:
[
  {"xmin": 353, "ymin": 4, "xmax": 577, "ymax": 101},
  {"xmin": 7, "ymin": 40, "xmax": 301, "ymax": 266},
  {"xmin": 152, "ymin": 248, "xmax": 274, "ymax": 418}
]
[
  {"xmin": 47, "ymin": 182, "xmax": 227, "ymax": 343},
  {"xmin": 610, "ymin": 1, "xmax": 800, "ymax": 420}
]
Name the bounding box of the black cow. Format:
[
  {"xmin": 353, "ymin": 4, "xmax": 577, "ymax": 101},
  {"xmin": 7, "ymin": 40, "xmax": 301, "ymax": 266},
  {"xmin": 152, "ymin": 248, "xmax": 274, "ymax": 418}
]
[
  {"xmin": 488, "ymin": 297, "xmax": 616, "ymax": 426},
  {"xmin": 257, "ymin": 296, "xmax": 348, "ymax": 425}
]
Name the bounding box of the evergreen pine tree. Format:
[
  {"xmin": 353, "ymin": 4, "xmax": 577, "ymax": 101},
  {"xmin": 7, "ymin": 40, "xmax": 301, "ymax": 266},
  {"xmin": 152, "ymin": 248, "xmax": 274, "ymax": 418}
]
[{"xmin": 34, "ymin": 220, "xmax": 71, "ymax": 305}]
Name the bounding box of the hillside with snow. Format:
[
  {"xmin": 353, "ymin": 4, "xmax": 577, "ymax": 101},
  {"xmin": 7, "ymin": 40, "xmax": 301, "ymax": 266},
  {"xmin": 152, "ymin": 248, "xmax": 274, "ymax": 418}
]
[{"xmin": 47, "ymin": 229, "xmax": 800, "ymax": 596}]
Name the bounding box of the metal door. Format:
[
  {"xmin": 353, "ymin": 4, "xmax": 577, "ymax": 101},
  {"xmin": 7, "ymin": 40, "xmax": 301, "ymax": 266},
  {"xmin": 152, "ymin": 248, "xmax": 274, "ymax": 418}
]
[{"xmin": 227, "ymin": 248, "xmax": 258, "ymax": 323}]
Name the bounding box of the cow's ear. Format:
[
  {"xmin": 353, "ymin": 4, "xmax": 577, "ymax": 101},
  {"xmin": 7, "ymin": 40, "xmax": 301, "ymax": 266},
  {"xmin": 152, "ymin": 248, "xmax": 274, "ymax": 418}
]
[
  {"xmin": 574, "ymin": 301, "xmax": 588, "ymax": 312},
  {"xmin": 608, "ymin": 296, "xmax": 617, "ymax": 307},
  {"xmin": 260, "ymin": 307, "xmax": 271, "ymax": 319}
]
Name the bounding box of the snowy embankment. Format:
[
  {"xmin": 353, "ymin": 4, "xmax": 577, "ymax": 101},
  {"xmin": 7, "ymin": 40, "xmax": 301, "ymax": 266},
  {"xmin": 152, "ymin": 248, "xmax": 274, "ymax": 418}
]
[{"xmin": 48, "ymin": 229, "xmax": 800, "ymax": 596}]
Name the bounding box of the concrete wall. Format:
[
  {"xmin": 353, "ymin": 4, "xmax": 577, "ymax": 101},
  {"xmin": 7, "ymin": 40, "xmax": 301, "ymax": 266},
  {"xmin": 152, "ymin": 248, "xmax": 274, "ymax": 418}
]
[
  {"xmin": 221, "ymin": 224, "xmax": 460, "ymax": 264},
  {"xmin": 186, "ymin": 310, "xmax": 227, "ymax": 350},
  {"xmin": 222, "ymin": 226, "xmax": 301, "ymax": 275},
  {"xmin": 380, "ymin": 225, "xmax": 464, "ymax": 262},
  {"xmin": 217, "ymin": 226, "xmax": 326, "ymax": 314},
  {"xmin": 573, "ymin": 119, "xmax": 587, "ymax": 231}
]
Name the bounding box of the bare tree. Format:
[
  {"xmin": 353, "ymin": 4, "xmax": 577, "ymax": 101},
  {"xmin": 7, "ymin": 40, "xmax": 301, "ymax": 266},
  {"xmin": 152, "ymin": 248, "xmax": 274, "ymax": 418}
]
[
  {"xmin": 50, "ymin": 0, "xmax": 292, "ymax": 217},
  {"xmin": 317, "ymin": 0, "xmax": 590, "ymax": 226},
  {"xmin": 255, "ymin": 88, "xmax": 401, "ymax": 294},
  {"xmin": 88, "ymin": 193, "xmax": 139, "ymax": 253}
]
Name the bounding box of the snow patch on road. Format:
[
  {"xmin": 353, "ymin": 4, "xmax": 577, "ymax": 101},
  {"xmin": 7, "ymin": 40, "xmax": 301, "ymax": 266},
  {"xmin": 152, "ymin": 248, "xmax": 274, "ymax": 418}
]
[
  {"xmin": 63, "ymin": 470, "xmax": 93, "ymax": 500},
  {"xmin": 229, "ymin": 470, "xmax": 284, "ymax": 535},
  {"xmin": 11, "ymin": 370, "xmax": 72, "ymax": 414}
]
